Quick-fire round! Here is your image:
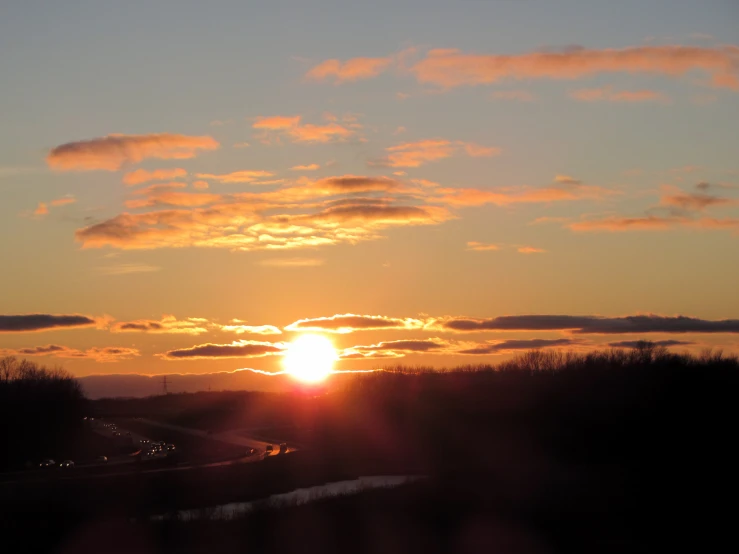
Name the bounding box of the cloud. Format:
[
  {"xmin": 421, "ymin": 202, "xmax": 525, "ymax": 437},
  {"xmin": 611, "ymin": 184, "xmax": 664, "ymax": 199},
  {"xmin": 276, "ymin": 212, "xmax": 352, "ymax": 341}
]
[
  {"xmin": 306, "ymin": 56, "xmax": 394, "ymax": 83},
  {"xmin": 517, "ymin": 246, "xmax": 546, "ymax": 254},
  {"xmin": 0, "ymin": 314, "xmax": 98, "ymax": 333},
  {"xmin": 253, "ymin": 115, "xmax": 357, "ymax": 144},
  {"xmin": 436, "ymin": 175, "xmax": 613, "ymax": 207},
  {"xmin": 122, "ymin": 168, "xmax": 187, "ymax": 186},
  {"xmin": 290, "ymin": 164, "xmax": 320, "ymax": 171},
  {"xmin": 491, "ymin": 90, "xmax": 535, "ymax": 101},
  {"xmin": 73, "ymin": 171, "xmax": 448, "ymax": 252},
  {"xmin": 434, "ymin": 314, "xmax": 739, "ymax": 334},
  {"xmin": 466, "ymin": 241, "xmax": 500, "ymax": 251},
  {"xmin": 568, "ymin": 214, "xmax": 739, "ymax": 233},
  {"xmin": 111, "ymin": 315, "xmax": 208, "ymax": 335},
  {"xmin": 162, "ymin": 340, "xmax": 286, "ymax": 360},
  {"xmin": 312, "ymin": 175, "xmax": 401, "ymax": 194},
  {"xmin": 47, "ymin": 134, "xmax": 219, "ymax": 171},
  {"xmin": 659, "ymin": 190, "xmax": 737, "ymax": 212},
  {"xmin": 96, "ymin": 263, "xmax": 162, "ymax": 275},
  {"xmin": 0, "ymin": 344, "xmax": 140, "ymax": 362},
  {"xmin": 570, "ymin": 87, "xmax": 667, "ymax": 102},
  {"xmin": 374, "ymin": 139, "xmax": 500, "ymax": 168},
  {"xmin": 342, "ymin": 338, "xmax": 451, "ymax": 358},
  {"xmin": 192, "ymin": 180, "xmax": 209, "ymax": 190},
  {"xmin": 458, "ymin": 338, "xmax": 576, "ymax": 354},
  {"xmin": 608, "ymin": 339, "xmax": 695, "ymax": 348},
  {"xmin": 253, "ymin": 116, "xmax": 303, "ymax": 130},
  {"xmin": 410, "ymin": 45, "xmax": 739, "ymax": 89},
  {"xmin": 464, "ymin": 143, "xmax": 501, "ymax": 157},
  {"xmin": 257, "ymin": 258, "xmax": 326, "ymax": 267},
  {"xmin": 34, "ymin": 202, "xmax": 48, "ymax": 216},
  {"xmin": 195, "ymin": 170, "xmax": 274, "ymax": 183},
  {"xmin": 285, "ymin": 314, "xmax": 427, "ymax": 333},
  {"xmin": 218, "ymin": 323, "xmax": 282, "ymax": 335},
  {"xmin": 33, "ymin": 196, "xmax": 77, "ymax": 217},
  {"xmin": 233, "ymin": 142, "xmax": 250, "ymax": 148}
]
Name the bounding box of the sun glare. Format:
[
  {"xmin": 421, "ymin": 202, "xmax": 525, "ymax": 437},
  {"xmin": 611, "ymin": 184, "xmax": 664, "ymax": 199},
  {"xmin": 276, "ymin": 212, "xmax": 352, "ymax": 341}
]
[{"xmin": 283, "ymin": 334, "xmax": 338, "ymax": 383}]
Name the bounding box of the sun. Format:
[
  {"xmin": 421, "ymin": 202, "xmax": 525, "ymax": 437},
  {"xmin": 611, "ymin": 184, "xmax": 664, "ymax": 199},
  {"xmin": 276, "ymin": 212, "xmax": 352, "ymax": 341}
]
[{"xmin": 282, "ymin": 334, "xmax": 338, "ymax": 383}]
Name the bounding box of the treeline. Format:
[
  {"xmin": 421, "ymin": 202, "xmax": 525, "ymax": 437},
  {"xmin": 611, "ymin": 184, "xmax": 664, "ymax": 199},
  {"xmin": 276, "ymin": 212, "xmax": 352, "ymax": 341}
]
[{"xmin": 0, "ymin": 357, "xmax": 87, "ymax": 470}]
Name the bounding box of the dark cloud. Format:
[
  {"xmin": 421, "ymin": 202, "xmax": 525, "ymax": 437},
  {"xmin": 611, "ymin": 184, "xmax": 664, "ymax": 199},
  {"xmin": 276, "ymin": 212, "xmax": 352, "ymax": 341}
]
[
  {"xmin": 16, "ymin": 345, "xmax": 66, "ymax": 355},
  {"xmin": 111, "ymin": 316, "xmax": 208, "ymax": 335},
  {"xmin": 351, "ymin": 339, "xmax": 449, "ymax": 353},
  {"xmin": 437, "ymin": 314, "xmax": 739, "ymax": 334},
  {"xmin": 608, "ymin": 340, "xmax": 695, "ymax": 348},
  {"xmin": 0, "ymin": 314, "xmax": 97, "ymax": 333},
  {"xmin": 285, "ymin": 314, "xmax": 425, "ymax": 333},
  {"xmin": 458, "ymin": 338, "xmax": 575, "ymax": 354},
  {"xmin": 0, "ymin": 344, "xmax": 139, "ymax": 362},
  {"xmin": 163, "ymin": 340, "xmax": 285, "ymax": 360}
]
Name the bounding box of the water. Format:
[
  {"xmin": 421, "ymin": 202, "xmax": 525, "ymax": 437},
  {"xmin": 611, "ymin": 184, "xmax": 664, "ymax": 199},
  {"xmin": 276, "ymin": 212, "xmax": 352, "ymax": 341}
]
[{"xmin": 152, "ymin": 475, "xmax": 423, "ymax": 521}]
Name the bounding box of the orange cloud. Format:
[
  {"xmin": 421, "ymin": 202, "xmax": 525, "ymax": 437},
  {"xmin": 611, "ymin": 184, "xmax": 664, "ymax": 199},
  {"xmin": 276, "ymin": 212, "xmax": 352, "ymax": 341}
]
[
  {"xmin": 435, "ymin": 176, "xmax": 613, "ymax": 207},
  {"xmin": 0, "ymin": 344, "xmax": 140, "ymax": 362},
  {"xmin": 254, "ymin": 115, "xmax": 358, "ymax": 144},
  {"xmin": 257, "ymin": 258, "xmax": 326, "ymax": 267},
  {"xmin": 162, "ymin": 340, "xmax": 286, "ymax": 360},
  {"xmin": 47, "ymin": 134, "xmax": 219, "ymax": 171},
  {"xmin": 570, "ymin": 86, "xmax": 667, "ymax": 102},
  {"xmin": 466, "ymin": 241, "xmax": 500, "ymax": 251},
  {"xmin": 253, "ymin": 116, "xmax": 302, "ymax": 130},
  {"xmin": 306, "ymin": 56, "xmax": 393, "ymax": 83},
  {"xmin": 122, "ymin": 167, "xmax": 187, "ymax": 186},
  {"xmin": 125, "ymin": 190, "xmax": 223, "ymax": 209},
  {"xmin": 517, "ymin": 246, "xmax": 546, "ymax": 254},
  {"xmin": 50, "ymin": 197, "xmax": 76, "ymax": 207},
  {"xmin": 218, "ymin": 323, "xmax": 282, "ymax": 335},
  {"xmin": 411, "ymin": 45, "xmax": 739, "ymax": 89},
  {"xmin": 290, "ymin": 163, "xmax": 320, "ymax": 171},
  {"xmin": 195, "ymin": 170, "xmax": 274, "ymax": 183},
  {"xmin": 464, "ymin": 143, "xmax": 502, "ymax": 157},
  {"xmin": 34, "ymin": 202, "xmax": 48, "ymax": 216},
  {"xmin": 285, "ymin": 314, "xmax": 427, "ymax": 333},
  {"xmin": 192, "ymin": 180, "xmax": 209, "ymax": 190},
  {"xmin": 111, "ymin": 315, "xmax": 209, "ymax": 335},
  {"xmin": 568, "ymin": 215, "xmax": 687, "ymax": 232},
  {"xmin": 659, "ymin": 189, "xmax": 737, "ymax": 211}
]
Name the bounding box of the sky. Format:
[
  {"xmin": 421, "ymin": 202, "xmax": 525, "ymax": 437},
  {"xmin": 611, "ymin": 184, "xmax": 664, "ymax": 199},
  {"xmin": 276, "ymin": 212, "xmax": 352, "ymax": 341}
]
[{"xmin": 1, "ymin": 0, "xmax": 739, "ymax": 390}]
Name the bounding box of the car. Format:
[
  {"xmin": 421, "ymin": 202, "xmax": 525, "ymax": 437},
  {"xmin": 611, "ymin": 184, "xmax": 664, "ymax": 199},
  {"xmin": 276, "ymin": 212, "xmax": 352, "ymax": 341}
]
[
  {"xmin": 245, "ymin": 447, "xmax": 256, "ymax": 456},
  {"xmin": 144, "ymin": 451, "xmax": 157, "ymax": 458},
  {"xmin": 113, "ymin": 431, "xmax": 121, "ymax": 436},
  {"xmin": 265, "ymin": 444, "xmax": 274, "ymax": 453},
  {"xmin": 96, "ymin": 456, "xmax": 108, "ymax": 463},
  {"xmin": 59, "ymin": 460, "xmax": 75, "ymax": 468},
  {"xmin": 140, "ymin": 439, "xmax": 150, "ymax": 445},
  {"xmin": 39, "ymin": 459, "xmax": 55, "ymax": 468},
  {"xmin": 166, "ymin": 444, "xmax": 176, "ymax": 452},
  {"xmin": 278, "ymin": 443, "xmax": 288, "ymax": 454}
]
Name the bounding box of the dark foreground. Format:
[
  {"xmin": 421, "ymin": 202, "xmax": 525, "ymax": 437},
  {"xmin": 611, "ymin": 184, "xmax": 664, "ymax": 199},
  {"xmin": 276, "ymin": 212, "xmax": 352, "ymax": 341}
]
[{"xmin": 2, "ymin": 345, "xmax": 738, "ymax": 553}]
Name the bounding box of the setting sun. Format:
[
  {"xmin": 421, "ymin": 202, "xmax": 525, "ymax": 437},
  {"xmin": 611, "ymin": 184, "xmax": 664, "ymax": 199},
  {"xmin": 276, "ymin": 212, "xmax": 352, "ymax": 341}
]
[{"xmin": 282, "ymin": 335, "xmax": 338, "ymax": 383}]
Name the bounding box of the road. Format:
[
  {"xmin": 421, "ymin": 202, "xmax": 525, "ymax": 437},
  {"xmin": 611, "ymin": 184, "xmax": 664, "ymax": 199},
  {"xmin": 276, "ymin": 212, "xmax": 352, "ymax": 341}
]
[{"xmin": 135, "ymin": 419, "xmax": 294, "ymax": 456}]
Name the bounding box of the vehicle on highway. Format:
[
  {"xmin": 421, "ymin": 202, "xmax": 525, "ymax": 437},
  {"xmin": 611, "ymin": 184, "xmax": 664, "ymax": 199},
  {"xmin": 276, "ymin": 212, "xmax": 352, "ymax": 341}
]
[
  {"xmin": 166, "ymin": 444, "xmax": 176, "ymax": 452},
  {"xmin": 140, "ymin": 439, "xmax": 150, "ymax": 445},
  {"xmin": 59, "ymin": 460, "xmax": 75, "ymax": 468},
  {"xmin": 245, "ymin": 447, "xmax": 257, "ymax": 456},
  {"xmin": 96, "ymin": 456, "xmax": 108, "ymax": 463},
  {"xmin": 279, "ymin": 443, "xmax": 287, "ymax": 454},
  {"xmin": 265, "ymin": 444, "xmax": 273, "ymax": 453},
  {"xmin": 39, "ymin": 459, "xmax": 55, "ymax": 468},
  {"xmin": 113, "ymin": 431, "xmax": 121, "ymax": 436}
]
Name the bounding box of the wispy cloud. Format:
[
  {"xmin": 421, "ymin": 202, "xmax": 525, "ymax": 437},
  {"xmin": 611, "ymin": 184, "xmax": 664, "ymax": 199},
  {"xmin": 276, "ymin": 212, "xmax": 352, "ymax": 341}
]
[
  {"xmin": 570, "ymin": 86, "xmax": 668, "ymax": 102},
  {"xmin": 47, "ymin": 134, "xmax": 219, "ymax": 171},
  {"xmin": 195, "ymin": 170, "xmax": 274, "ymax": 183},
  {"xmin": 96, "ymin": 263, "xmax": 162, "ymax": 275},
  {"xmin": 257, "ymin": 258, "xmax": 326, "ymax": 268},
  {"xmin": 306, "ymin": 56, "xmax": 394, "ymax": 83},
  {"xmin": 253, "ymin": 114, "xmax": 359, "ymax": 144},
  {"xmin": 122, "ymin": 168, "xmax": 187, "ymax": 186},
  {"xmin": 111, "ymin": 315, "xmax": 207, "ymax": 335},
  {"xmin": 285, "ymin": 314, "xmax": 427, "ymax": 333},
  {"xmin": 290, "ymin": 163, "xmax": 320, "ymax": 171},
  {"xmin": 0, "ymin": 344, "xmax": 140, "ymax": 362},
  {"xmin": 372, "ymin": 139, "xmax": 500, "ymax": 168},
  {"xmin": 0, "ymin": 314, "xmax": 99, "ymax": 333},
  {"xmin": 162, "ymin": 340, "xmax": 286, "ymax": 360}
]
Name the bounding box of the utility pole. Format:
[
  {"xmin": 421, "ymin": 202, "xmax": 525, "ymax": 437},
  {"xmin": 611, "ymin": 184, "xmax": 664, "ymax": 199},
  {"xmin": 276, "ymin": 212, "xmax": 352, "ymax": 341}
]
[{"xmin": 161, "ymin": 375, "xmax": 169, "ymax": 395}]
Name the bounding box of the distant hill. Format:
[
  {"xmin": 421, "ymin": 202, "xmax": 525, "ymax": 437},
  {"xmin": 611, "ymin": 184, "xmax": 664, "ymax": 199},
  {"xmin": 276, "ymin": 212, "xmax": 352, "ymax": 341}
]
[{"xmin": 77, "ymin": 369, "xmax": 294, "ymax": 399}]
